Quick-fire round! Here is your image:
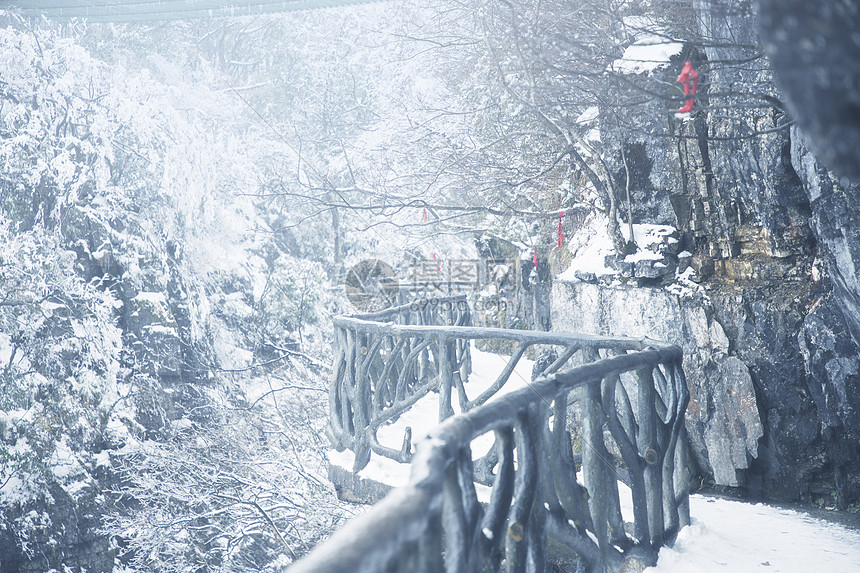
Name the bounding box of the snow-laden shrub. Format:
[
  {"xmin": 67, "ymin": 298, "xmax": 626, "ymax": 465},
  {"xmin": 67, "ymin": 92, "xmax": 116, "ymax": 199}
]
[
  {"xmin": 101, "ymin": 387, "xmax": 350, "ymax": 573},
  {"xmin": 0, "ymin": 12, "xmax": 364, "ymax": 570},
  {"xmin": 0, "ymin": 214, "xmax": 122, "ymax": 489}
]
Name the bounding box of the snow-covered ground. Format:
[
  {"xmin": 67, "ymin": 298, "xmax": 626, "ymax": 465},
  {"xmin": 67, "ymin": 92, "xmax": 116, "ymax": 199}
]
[
  {"xmin": 648, "ymin": 496, "xmax": 860, "ymax": 572},
  {"xmin": 329, "ymin": 344, "xmax": 860, "ymax": 572}
]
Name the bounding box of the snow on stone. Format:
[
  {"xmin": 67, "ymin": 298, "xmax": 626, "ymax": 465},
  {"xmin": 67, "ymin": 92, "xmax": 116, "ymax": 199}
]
[
  {"xmin": 576, "ymin": 106, "xmax": 601, "ymax": 142},
  {"xmin": 133, "ymin": 291, "xmax": 168, "ymax": 305},
  {"xmin": 623, "ymin": 249, "xmax": 664, "ymax": 263},
  {"xmin": 50, "ymin": 438, "xmax": 81, "ymax": 480},
  {"xmin": 104, "ymin": 416, "xmax": 135, "ymax": 448},
  {"xmin": 625, "ymin": 223, "xmax": 677, "ymax": 248},
  {"xmin": 666, "ymin": 266, "xmax": 701, "ymax": 299},
  {"xmin": 141, "ymin": 324, "xmax": 177, "ymax": 336},
  {"xmin": 0, "ymin": 475, "xmax": 32, "ymax": 504},
  {"xmin": 213, "ymin": 328, "xmax": 254, "ymax": 370},
  {"xmin": 221, "ymin": 292, "xmax": 254, "ymax": 318},
  {"xmin": 94, "ymin": 451, "xmax": 111, "ymax": 468},
  {"xmin": 612, "ymin": 38, "xmax": 683, "ymax": 74},
  {"xmin": 577, "ymin": 107, "xmax": 600, "ymax": 124},
  {"xmin": 559, "ymin": 213, "xmax": 618, "ymax": 280},
  {"xmin": 0, "ymin": 436, "xmax": 40, "ymax": 504},
  {"xmin": 621, "ymin": 223, "xmax": 677, "ymax": 263},
  {"xmin": 610, "ymin": 18, "xmax": 683, "ymax": 75}
]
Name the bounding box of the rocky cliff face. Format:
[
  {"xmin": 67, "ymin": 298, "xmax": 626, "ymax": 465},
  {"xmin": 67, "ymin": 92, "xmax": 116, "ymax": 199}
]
[
  {"xmin": 553, "ymin": 0, "xmax": 860, "ymax": 507},
  {"xmin": 792, "ymin": 128, "xmax": 860, "ymax": 507},
  {"xmin": 553, "ymin": 281, "xmax": 764, "ymax": 488}
]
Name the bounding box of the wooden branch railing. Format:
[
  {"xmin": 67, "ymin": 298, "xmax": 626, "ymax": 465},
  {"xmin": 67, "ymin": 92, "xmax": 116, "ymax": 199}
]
[
  {"xmin": 327, "ymin": 296, "xmax": 473, "ymax": 471},
  {"xmin": 299, "ymin": 296, "xmax": 691, "ymax": 573}
]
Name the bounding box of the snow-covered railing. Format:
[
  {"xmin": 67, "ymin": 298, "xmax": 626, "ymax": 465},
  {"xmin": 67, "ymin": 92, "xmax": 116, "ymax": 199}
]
[
  {"xmin": 327, "ymin": 295, "xmax": 473, "ymax": 470},
  {"xmin": 302, "ymin": 299, "xmax": 691, "ymax": 572}
]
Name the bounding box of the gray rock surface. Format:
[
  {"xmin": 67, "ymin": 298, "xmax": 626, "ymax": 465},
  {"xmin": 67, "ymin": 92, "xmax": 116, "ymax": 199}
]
[
  {"xmin": 552, "ymin": 281, "xmax": 763, "ymax": 487},
  {"xmin": 552, "ymin": 1, "xmax": 860, "ymax": 505},
  {"xmin": 758, "ymin": 0, "xmax": 860, "ymax": 182}
]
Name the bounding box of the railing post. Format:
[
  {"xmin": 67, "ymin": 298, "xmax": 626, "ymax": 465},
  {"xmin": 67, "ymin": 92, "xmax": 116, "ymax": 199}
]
[
  {"xmin": 582, "ymin": 377, "xmax": 609, "ymax": 572},
  {"xmin": 329, "ymin": 327, "xmax": 348, "ymax": 449},
  {"xmin": 674, "ymin": 361, "xmax": 692, "ymax": 528},
  {"xmin": 602, "ymin": 370, "xmax": 649, "ymax": 544},
  {"xmin": 675, "ymin": 426, "xmax": 692, "ymax": 527},
  {"xmin": 438, "ymin": 335, "xmax": 454, "ymax": 421},
  {"xmin": 442, "ymin": 454, "xmax": 469, "ymax": 572},
  {"xmin": 638, "ymin": 366, "xmax": 664, "ymax": 549},
  {"xmin": 598, "ymin": 376, "xmax": 628, "ymax": 550},
  {"xmin": 343, "ymin": 327, "xmax": 357, "ymax": 439},
  {"xmin": 582, "ymin": 348, "xmax": 619, "ymax": 571},
  {"xmin": 353, "ymin": 331, "xmax": 372, "ymax": 472},
  {"xmin": 528, "ymin": 404, "xmax": 550, "ymax": 573},
  {"xmin": 474, "ymin": 427, "xmax": 514, "ymax": 572},
  {"xmin": 658, "ymin": 361, "xmax": 682, "ymax": 537},
  {"xmin": 506, "ymin": 406, "xmax": 540, "ymax": 573}
]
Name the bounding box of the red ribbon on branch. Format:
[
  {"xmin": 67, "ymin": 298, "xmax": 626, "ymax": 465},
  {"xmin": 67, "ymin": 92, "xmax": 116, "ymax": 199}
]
[
  {"xmin": 422, "ymin": 208, "xmax": 427, "ymax": 223},
  {"xmin": 433, "ymin": 251, "xmax": 443, "ymax": 272},
  {"xmin": 533, "ymin": 246, "xmax": 538, "ymax": 267}
]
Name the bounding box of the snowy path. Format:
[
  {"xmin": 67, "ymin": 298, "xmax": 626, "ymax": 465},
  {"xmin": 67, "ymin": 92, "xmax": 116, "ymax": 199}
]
[
  {"xmin": 328, "ymin": 344, "xmax": 860, "ymax": 572},
  {"xmin": 648, "ymin": 496, "xmax": 860, "ymax": 573}
]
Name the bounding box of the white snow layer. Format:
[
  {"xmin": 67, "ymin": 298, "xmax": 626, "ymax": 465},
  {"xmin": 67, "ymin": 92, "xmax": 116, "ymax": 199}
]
[
  {"xmin": 576, "ymin": 106, "xmax": 601, "ymax": 142},
  {"xmin": 610, "ymin": 18, "xmax": 683, "ymax": 75},
  {"xmin": 647, "ymin": 496, "xmax": 860, "ymax": 573},
  {"xmin": 624, "ymin": 222, "xmax": 678, "ymax": 247},
  {"xmin": 558, "ymin": 213, "xmax": 618, "ymax": 280},
  {"xmin": 612, "ymin": 37, "xmax": 683, "ymax": 74}
]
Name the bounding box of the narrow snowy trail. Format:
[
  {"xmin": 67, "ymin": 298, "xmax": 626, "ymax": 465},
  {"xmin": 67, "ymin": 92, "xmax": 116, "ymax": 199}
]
[
  {"xmin": 328, "ymin": 344, "xmax": 860, "ymax": 572},
  {"xmin": 648, "ymin": 495, "xmax": 860, "ymax": 573}
]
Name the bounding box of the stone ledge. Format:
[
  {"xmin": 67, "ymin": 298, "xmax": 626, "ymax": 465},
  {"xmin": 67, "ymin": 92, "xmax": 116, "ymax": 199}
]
[{"xmin": 327, "ymin": 461, "xmax": 394, "ymax": 505}]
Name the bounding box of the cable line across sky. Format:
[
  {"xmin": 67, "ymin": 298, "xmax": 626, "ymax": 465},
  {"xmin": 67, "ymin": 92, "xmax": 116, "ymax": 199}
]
[{"xmin": 7, "ymin": 0, "xmax": 385, "ymax": 22}]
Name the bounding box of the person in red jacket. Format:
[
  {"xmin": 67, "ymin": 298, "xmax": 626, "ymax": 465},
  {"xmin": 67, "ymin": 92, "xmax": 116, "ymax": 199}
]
[{"xmin": 676, "ymin": 61, "xmax": 699, "ymax": 114}]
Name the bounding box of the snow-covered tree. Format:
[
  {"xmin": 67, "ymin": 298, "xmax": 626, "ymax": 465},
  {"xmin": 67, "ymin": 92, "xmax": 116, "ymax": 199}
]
[{"xmin": 0, "ymin": 13, "xmax": 352, "ymax": 570}]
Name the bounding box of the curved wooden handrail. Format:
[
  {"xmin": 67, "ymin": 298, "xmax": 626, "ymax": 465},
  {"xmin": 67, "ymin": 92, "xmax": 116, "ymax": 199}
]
[{"xmin": 297, "ymin": 298, "xmax": 692, "ymax": 573}]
